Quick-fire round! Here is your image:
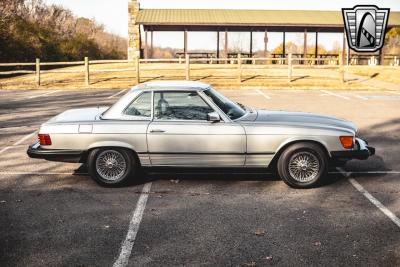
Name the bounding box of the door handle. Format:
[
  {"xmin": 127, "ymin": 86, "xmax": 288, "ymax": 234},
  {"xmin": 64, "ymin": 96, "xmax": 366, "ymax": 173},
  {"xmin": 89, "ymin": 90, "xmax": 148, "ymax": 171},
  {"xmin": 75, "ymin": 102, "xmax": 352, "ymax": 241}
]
[{"xmin": 150, "ymin": 129, "xmax": 165, "ymax": 133}]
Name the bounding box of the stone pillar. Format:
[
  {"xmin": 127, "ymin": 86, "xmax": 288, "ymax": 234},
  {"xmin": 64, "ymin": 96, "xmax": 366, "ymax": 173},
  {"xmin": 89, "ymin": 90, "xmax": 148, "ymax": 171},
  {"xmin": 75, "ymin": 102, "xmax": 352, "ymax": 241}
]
[{"xmin": 128, "ymin": 0, "xmax": 141, "ymax": 61}]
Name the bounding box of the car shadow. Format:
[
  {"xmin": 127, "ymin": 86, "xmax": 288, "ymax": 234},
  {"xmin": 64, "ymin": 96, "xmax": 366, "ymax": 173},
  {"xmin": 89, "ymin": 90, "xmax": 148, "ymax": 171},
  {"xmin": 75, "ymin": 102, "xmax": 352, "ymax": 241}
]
[{"xmin": 72, "ymin": 163, "xmax": 349, "ymax": 187}]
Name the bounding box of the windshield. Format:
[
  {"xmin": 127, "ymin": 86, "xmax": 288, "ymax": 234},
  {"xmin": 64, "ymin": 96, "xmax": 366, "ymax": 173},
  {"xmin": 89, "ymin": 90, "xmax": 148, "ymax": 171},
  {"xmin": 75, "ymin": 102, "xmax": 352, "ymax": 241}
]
[{"xmin": 203, "ymin": 88, "xmax": 246, "ymax": 120}]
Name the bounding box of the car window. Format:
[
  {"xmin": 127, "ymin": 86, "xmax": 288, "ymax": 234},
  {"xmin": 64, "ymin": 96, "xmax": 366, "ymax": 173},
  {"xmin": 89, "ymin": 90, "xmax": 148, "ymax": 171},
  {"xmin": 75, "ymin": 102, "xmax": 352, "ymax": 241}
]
[
  {"xmin": 203, "ymin": 88, "xmax": 246, "ymax": 120},
  {"xmin": 124, "ymin": 92, "xmax": 151, "ymax": 118},
  {"xmin": 154, "ymin": 91, "xmax": 214, "ymax": 121}
]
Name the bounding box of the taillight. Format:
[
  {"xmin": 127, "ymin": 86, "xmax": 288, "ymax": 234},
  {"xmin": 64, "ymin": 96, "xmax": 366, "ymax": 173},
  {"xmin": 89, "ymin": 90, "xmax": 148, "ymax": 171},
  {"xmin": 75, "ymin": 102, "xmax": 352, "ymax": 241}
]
[
  {"xmin": 339, "ymin": 136, "xmax": 354, "ymax": 149},
  {"xmin": 38, "ymin": 134, "xmax": 52, "ymax": 146}
]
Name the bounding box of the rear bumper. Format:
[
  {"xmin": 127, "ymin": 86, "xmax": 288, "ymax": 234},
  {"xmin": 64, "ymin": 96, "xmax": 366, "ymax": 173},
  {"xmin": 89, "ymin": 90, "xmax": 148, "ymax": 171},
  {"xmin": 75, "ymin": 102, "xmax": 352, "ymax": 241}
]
[
  {"xmin": 27, "ymin": 142, "xmax": 86, "ymax": 163},
  {"xmin": 331, "ymin": 138, "xmax": 375, "ymax": 161}
]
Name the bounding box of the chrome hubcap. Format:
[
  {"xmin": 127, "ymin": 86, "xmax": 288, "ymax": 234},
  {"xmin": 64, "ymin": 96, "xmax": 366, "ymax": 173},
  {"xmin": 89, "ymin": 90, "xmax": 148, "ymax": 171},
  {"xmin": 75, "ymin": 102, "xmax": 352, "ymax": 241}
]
[
  {"xmin": 288, "ymin": 151, "xmax": 320, "ymax": 182},
  {"xmin": 96, "ymin": 150, "xmax": 126, "ymax": 181}
]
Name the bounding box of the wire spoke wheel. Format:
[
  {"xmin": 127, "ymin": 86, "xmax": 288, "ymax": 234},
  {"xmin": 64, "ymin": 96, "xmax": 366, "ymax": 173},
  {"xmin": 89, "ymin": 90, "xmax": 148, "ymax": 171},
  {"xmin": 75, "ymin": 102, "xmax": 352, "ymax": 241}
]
[
  {"xmin": 288, "ymin": 151, "xmax": 320, "ymax": 183},
  {"xmin": 95, "ymin": 150, "xmax": 127, "ymax": 181}
]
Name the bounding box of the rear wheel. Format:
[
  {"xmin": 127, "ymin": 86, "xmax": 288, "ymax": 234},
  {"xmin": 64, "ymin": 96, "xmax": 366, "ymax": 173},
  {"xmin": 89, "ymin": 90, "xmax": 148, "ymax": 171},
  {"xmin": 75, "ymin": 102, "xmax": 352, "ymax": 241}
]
[
  {"xmin": 88, "ymin": 148, "xmax": 136, "ymax": 186},
  {"xmin": 277, "ymin": 142, "xmax": 328, "ymax": 188}
]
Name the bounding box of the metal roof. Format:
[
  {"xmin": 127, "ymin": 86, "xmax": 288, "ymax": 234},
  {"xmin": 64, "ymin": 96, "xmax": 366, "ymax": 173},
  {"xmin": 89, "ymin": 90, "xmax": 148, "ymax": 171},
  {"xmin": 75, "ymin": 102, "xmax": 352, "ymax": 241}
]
[{"xmin": 136, "ymin": 9, "xmax": 400, "ymax": 27}]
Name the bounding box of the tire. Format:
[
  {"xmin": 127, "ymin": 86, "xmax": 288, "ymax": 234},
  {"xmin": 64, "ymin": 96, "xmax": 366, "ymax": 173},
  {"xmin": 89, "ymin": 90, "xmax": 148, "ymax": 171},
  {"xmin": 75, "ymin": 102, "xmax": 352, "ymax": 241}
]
[
  {"xmin": 277, "ymin": 142, "xmax": 328, "ymax": 189},
  {"xmin": 88, "ymin": 148, "xmax": 136, "ymax": 186}
]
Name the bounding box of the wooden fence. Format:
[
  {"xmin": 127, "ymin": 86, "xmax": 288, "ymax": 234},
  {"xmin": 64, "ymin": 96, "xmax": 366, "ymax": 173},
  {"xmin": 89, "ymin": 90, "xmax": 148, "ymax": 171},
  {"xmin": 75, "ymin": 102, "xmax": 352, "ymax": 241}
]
[{"xmin": 1, "ymin": 53, "xmax": 398, "ymax": 86}]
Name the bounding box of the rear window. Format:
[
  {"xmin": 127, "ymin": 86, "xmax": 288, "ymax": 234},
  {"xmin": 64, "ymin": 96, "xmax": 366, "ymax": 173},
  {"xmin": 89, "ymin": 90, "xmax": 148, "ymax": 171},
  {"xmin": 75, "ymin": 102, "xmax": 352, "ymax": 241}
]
[{"xmin": 124, "ymin": 92, "xmax": 151, "ymax": 118}]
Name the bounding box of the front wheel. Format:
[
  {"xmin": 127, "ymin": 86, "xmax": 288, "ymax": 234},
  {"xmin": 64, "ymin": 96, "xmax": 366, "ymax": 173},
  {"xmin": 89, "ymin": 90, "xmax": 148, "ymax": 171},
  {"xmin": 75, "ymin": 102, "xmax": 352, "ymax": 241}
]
[
  {"xmin": 277, "ymin": 142, "xmax": 328, "ymax": 188},
  {"xmin": 88, "ymin": 148, "xmax": 136, "ymax": 186}
]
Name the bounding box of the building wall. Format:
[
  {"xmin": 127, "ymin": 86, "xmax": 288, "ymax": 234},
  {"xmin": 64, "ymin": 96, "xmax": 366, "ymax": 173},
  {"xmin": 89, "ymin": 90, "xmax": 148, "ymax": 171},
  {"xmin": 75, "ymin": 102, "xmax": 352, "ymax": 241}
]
[{"xmin": 128, "ymin": 0, "xmax": 141, "ymax": 61}]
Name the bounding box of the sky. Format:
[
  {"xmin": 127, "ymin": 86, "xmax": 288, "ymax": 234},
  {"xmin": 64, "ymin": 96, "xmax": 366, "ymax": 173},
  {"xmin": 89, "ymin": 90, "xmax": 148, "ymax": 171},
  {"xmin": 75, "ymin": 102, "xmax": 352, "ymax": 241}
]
[{"xmin": 44, "ymin": 0, "xmax": 400, "ymax": 51}]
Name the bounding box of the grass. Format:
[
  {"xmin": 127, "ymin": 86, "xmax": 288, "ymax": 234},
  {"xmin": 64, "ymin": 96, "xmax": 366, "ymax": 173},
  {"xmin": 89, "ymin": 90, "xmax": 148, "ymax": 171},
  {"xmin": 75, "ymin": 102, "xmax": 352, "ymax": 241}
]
[
  {"xmin": 1, "ymin": 62, "xmax": 398, "ymax": 90},
  {"xmin": 346, "ymin": 66, "xmax": 400, "ymax": 85}
]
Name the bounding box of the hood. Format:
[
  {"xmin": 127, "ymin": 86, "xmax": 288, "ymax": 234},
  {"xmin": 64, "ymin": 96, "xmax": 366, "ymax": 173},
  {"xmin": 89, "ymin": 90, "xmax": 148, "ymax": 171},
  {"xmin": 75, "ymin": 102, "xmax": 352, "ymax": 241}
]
[
  {"xmin": 251, "ymin": 110, "xmax": 357, "ymax": 133},
  {"xmin": 48, "ymin": 107, "xmax": 109, "ymax": 123}
]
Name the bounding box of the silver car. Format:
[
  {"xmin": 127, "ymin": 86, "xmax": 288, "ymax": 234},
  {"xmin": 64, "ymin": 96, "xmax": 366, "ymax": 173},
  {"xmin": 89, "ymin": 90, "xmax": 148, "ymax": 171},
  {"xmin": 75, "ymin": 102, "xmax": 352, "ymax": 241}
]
[{"xmin": 27, "ymin": 81, "xmax": 375, "ymax": 188}]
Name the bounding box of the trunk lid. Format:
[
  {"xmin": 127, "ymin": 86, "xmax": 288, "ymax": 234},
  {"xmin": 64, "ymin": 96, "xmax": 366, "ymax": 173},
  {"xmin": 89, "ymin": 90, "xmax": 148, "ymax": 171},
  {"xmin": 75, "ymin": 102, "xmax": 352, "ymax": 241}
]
[{"xmin": 48, "ymin": 107, "xmax": 109, "ymax": 123}]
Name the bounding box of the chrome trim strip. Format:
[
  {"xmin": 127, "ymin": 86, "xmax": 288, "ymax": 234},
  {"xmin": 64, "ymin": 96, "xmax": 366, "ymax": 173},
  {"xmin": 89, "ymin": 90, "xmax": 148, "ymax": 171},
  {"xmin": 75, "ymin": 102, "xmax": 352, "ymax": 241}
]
[{"xmin": 137, "ymin": 152, "xmax": 275, "ymax": 155}]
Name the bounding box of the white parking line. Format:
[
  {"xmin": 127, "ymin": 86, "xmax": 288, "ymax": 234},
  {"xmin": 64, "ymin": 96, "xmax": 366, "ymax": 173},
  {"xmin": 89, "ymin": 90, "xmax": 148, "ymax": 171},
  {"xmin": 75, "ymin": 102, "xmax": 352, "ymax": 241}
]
[
  {"xmin": 0, "ymin": 172, "xmax": 86, "ymax": 176},
  {"xmin": 337, "ymin": 168, "xmax": 400, "ymax": 228},
  {"xmin": 108, "ymin": 89, "xmax": 127, "ymax": 99},
  {"xmin": 354, "ymin": 95, "xmax": 368, "ymax": 100},
  {"xmin": 350, "ymin": 178, "xmax": 400, "ymax": 228},
  {"xmin": 387, "ymin": 91, "xmax": 400, "ymax": 95},
  {"xmin": 255, "ymin": 89, "xmax": 271, "ymax": 99},
  {"xmin": 28, "ymin": 90, "xmax": 61, "ymax": 99},
  {"xmin": 113, "ymin": 182, "xmax": 152, "ymax": 267},
  {"xmin": 331, "ymin": 170, "xmax": 400, "ymax": 174},
  {"xmin": 0, "ymin": 131, "xmax": 36, "ymax": 154},
  {"xmin": 320, "ymin": 90, "xmax": 350, "ymax": 100}
]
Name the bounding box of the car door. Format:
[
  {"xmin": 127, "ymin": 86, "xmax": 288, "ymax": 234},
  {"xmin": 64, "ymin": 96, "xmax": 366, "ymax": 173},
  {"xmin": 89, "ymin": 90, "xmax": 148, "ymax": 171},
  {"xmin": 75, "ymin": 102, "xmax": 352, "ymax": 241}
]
[{"xmin": 147, "ymin": 90, "xmax": 246, "ymax": 167}]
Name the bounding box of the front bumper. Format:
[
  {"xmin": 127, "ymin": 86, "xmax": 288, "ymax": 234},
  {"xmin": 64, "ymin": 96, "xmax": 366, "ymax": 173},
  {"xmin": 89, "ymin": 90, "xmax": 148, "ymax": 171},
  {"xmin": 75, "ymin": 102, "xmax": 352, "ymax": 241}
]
[
  {"xmin": 27, "ymin": 142, "xmax": 86, "ymax": 163},
  {"xmin": 331, "ymin": 138, "xmax": 375, "ymax": 160}
]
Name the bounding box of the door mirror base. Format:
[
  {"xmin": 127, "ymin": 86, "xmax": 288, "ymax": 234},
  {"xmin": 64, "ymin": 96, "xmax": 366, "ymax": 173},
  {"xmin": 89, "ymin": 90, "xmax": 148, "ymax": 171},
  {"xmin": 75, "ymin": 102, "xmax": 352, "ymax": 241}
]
[{"xmin": 207, "ymin": 112, "xmax": 221, "ymax": 122}]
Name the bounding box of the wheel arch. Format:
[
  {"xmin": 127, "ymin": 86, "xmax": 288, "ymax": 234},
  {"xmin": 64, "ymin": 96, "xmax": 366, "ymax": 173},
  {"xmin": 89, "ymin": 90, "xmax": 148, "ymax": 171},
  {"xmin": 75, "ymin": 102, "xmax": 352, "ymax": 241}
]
[
  {"xmin": 269, "ymin": 138, "xmax": 330, "ymax": 169},
  {"xmin": 85, "ymin": 142, "xmax": 141, "ymax": 166}
]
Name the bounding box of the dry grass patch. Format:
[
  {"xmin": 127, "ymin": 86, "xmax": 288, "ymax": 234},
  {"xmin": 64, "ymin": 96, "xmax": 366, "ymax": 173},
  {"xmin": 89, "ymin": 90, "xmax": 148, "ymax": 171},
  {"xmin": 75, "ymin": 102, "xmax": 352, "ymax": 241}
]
[{"xmin": 346, "ymin": 66, "xmax": 400, "ymax": 85}]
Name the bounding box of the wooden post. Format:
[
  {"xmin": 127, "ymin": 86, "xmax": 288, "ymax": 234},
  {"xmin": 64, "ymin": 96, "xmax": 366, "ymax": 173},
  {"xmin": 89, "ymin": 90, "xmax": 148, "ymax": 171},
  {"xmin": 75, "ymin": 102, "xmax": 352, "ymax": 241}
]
[
  {"xmin": 216, "ymin": 31, "xmax": 220, "ymax": 60},
  {"xmin": 379, "ymin": 49, "xmax": 385, "ymax": 65},
  {"xmin": 150, "ymin": 30, "xmax": 154, "ymax": 58},
  {"xmin": 288, "ymin": 53, "xmax": 292, "ymax": 82},
  {"xmin": 84, "ymin": 57, "xmax": 89, "ymax": 86},
  {"xmin": 184, "ymin": 29, "xmax": 188, "ymax": 56},
  {"xmin": 343, "ymin": 30, "xmax": 350, "ymax": 66},
  {"xmin": 282, "ymin": 31, "xmax": 286, "ymax": 61},
  {"xmin": 237, "ymin": 53, "xmax": 242, "ymax": 84},
  {"xmin": 338, "ymin": 53, "xmax": 344, "ymax": 83},
  {"xmin": 249, "ymin": 31, "xmax": 253, "ymax": 57},
  {"xmin": 347, "ymin": 40, "xmax": 350, "ymax": 66},
  {"xmin": 315, "ymin": 31, "xmax": 318, "ymax": 65},
  {"xmin": 35, "ymin": 58, "xmax": 40, "ymax": 86},
  {"xmin": 264, "ymin": 30, "xmax": 268, "ymax": 59},
  {"xmin": 342, "ymin": 29, "xmax": 346, "ymax": 66},
  {"xmin": 224, "ymin": 30, "xmax": 228, "ymax": 64},
  {"xmin": 144, "ymin": 30, "xmax": 148, "ymax": 59},
  {"xmin": 303, "ymin": 29, "xmax": 307, "ymax": 64},
  {"xmin": 185, "ymin": 53, "xmax": 190, "ymax": 80},
  {"xmin": 135, "ymin": 54, "xmax": 140, "ymax": 84}
]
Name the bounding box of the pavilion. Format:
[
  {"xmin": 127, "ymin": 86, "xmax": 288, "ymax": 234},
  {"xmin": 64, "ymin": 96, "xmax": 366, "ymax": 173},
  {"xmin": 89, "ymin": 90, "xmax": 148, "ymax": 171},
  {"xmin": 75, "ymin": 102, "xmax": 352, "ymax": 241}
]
[{"xmin": 127, "ymin": 1, "xmax": 400, "ymax": 64}]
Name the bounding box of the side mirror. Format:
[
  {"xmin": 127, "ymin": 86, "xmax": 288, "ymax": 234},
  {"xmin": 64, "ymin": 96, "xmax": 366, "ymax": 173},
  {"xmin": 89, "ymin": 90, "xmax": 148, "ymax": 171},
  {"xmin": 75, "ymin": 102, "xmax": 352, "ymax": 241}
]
[{"xmin": 207, "ymin": 112, "xmax": 220, "ymax": 122}]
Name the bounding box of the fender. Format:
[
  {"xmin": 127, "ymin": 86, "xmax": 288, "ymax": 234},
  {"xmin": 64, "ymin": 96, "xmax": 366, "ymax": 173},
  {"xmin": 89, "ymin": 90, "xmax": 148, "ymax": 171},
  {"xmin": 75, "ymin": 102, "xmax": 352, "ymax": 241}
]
[
  {"xmin": 87, "ymin": 141, "xmax": 137, "ymax": 151},
  {"xmin": 275, "ymin": 136, "xmax": 331, "ymax": 157}
]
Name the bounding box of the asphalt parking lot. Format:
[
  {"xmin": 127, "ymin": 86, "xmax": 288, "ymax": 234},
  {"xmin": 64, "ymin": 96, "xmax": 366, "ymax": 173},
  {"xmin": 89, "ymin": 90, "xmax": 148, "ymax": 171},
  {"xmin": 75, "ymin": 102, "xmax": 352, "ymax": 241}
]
[{"xmin": 0, "ymin": 88, "xmax": 399, "ymax": 266}]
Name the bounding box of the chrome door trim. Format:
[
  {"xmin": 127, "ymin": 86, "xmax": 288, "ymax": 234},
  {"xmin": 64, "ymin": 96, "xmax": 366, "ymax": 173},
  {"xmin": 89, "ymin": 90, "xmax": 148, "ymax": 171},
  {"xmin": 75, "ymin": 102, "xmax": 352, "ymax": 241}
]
[{"xmin": 138, "ymin": 152, "xmax": 275, "ymax": 155}]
